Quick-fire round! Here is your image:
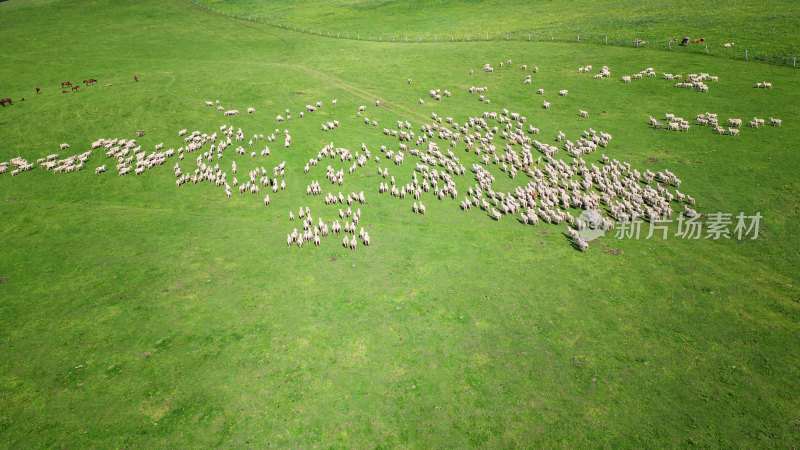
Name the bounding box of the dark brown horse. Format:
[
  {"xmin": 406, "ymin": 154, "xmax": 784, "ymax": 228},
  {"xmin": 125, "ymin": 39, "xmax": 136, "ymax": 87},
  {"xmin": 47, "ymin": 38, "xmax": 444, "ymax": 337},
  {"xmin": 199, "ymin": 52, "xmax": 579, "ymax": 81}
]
[
  {"xmin": 61, "ymin": 81, "xmax": 72, "ymax": 87},
  {"xmin": 83, "ymin": 78, "xmax": 97, "ymax": 85},
  {"xmin": 36, "ymin": 87, "xmax": 41, "ymax": 94},
  {"xmin": 133, "ymin": 74, "xmax": 139, "ymax": 82},
  {"xmin": 0, "ymin": 97, "xmax": 12, "ymax": 107},
  {"xmin": 71, "ymin": 85, "xmax": 80, "ymax": 92}
]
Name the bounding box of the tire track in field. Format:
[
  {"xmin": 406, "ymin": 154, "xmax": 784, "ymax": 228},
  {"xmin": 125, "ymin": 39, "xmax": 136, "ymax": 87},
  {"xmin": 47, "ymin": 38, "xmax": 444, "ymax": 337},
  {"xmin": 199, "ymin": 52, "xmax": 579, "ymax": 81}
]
[{"xmin": 276, "ymin": 63, "xmax": 431, "ymax": 125}]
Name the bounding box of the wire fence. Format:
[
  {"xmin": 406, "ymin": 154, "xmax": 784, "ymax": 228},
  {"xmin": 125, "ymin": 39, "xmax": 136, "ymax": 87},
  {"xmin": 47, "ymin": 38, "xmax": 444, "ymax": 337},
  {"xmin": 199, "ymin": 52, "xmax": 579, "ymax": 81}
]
[{"xmin": 187, "ymin": 0, "xmax": 798, "ymax": 68}]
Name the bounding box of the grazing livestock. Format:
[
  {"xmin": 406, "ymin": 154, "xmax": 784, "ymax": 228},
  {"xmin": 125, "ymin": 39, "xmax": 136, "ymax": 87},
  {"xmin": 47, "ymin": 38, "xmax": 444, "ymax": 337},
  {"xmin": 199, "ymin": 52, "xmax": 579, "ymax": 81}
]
[
  {"xmin": 35, "ymin": 87, "xmax": 41, "ymax": 94},
  {"xmin": 83, "ymin": 79, "xmax": 97, "ymax": 85},
  {"xmin": 61, "ymin": 81, "xmax": 72, "ymax": 88},
  {"xmin": 0, "ymin": 97, "xmax": 12, "ymax": 107}
]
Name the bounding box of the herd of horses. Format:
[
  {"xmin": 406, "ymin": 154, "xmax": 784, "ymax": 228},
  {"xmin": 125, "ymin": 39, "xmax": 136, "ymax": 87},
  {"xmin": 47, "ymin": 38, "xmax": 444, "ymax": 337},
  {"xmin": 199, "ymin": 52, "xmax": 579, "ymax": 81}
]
[
  {"xmin": 2, "ymin": 75, "xmax": 143, "ymax": 107},
  {"xmin": 58, "ymin": 79, "xmax": 98, "ymax": 93},
  {"xmin": 1, "ymin": 78, "xmax": 99, "ymax": 107}
]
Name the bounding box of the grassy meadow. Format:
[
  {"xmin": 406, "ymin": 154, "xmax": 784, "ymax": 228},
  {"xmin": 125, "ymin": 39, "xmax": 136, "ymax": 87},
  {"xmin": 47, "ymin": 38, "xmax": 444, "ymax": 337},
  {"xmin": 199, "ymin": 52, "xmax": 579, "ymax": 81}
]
[
  {"xmin": 196, "ymin": 0, "xmax": 800, "ymax": 63},
  {"xmin": 0, "ymin": 0, "xmax": 799, "ymax": 447}
]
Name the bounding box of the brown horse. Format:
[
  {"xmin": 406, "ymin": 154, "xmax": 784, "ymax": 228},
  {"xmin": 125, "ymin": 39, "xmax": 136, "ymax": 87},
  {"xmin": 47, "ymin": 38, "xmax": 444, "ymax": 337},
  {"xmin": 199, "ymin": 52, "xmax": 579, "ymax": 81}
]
[
  {"xmin": 36, "ymin": 87, "xmax": 41, "ymax": 94},
  {"xmin": 693, "ymin": 38, "xmax": 705, "ymax": 43},
  {"xmin": 0, "ymin": 97, "xmax": 12, "ymax": 107},
  {"xmin": 83, "ymin": 78, "xmax": 97, "ymax": 85},
  {"xmin": 133, "ymin": 74, "xmax": 139, "ymax": 82},
  {"xmin": 71, "ymin": 85, "xmax": 80, "ymax": 92},
  {"xmin": 62, "ymin": 90, "xmax": 69, "ymax": 94},
  {"xmin": 61, "ymin": 81, "xmax": 72, "ymax": 87}
]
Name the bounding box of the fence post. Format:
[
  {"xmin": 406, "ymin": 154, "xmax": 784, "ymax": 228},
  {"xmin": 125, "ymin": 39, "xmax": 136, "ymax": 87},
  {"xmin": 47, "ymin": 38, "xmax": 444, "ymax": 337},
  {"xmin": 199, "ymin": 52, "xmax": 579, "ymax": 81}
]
[
  {"xmin": 486, "ymin": 33, "xmax": 489, "ymax": 40},
  {"xmin": 636, "ymin": 40, "xmax": 639, "ymax": 47},
  {"xmin": 528, "ymin": 34, "xmax": 531, "ymax": 41},
  {"xmin": 794, "ymin": 56, "xmax": 797, "ymax": 67},
  {"xmin": 434, "ymin": 35, "xmax": 437, "ymax": 42},
  {"xmin": 419, "ymin": 36, "xmax": 422, "ymax": 42},
  {"xmin": 468, "ymin": 33, "xmax": 470, "ymax": 40},
  {"xmin": 506, "ymin": 33, "xmax": 509, "ymax": 40},
  {"xmin": 705, "ymin": 44, "xmax": 708, "ymax": 54},
  {"xmin": 668, "ymin": 41, "xmax": 671, "ymax": 50},
  {"xmin": 451, "ymin": 35, "xmax": 453, "ymax": 41},
  {"xmin": 605, "ymin": 35, "xmax": 608, "ymax": 44},
  {"xmin": 745, "ymin": 49, "xmax": 748, "ymax": 60},
  {"xmin": 577, "ymin": 34, "xmax": 580, "ymax": 42},
  {"xmin": 550, "ymin": 34, "xmax": 553, "ymax": 41}
]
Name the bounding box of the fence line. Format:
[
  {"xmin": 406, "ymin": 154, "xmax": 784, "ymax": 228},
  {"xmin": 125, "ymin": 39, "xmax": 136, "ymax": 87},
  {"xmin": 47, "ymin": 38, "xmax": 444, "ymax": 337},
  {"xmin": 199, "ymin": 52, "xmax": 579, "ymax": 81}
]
[{"xmin": 185, "ymin": 0, "xmax": 798, "ymax": 68}]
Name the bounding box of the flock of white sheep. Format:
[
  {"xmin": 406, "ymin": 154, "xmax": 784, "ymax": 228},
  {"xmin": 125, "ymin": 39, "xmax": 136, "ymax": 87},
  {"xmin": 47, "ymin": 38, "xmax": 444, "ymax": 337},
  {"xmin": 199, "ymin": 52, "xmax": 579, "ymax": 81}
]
[{"xmin": 0, "ymin": 56, "xmax": 785, "ymax": 253}]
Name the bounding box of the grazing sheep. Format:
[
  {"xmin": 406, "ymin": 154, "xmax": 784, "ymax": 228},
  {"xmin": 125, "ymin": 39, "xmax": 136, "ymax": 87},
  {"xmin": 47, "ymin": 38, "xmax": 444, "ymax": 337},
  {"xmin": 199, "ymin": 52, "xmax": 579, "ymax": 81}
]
[
  {"xmin": 542, "ymin": 101, "xmax": 550, "ymax": 109},
  {"xmin": 247, "ymin": 107, "xmax": 255, "ymax": 114},
  {"xmin": 579, "ymin": 110, "xmax": 588, "ymax": 118}
]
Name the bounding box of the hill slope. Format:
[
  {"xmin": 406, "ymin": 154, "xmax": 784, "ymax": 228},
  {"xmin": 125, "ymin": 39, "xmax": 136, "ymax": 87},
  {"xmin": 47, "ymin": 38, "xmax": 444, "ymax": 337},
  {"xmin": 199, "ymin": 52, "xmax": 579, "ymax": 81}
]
[{"xmin": 197, "ymin": 0, "xmax": 800, "ymax": 63}]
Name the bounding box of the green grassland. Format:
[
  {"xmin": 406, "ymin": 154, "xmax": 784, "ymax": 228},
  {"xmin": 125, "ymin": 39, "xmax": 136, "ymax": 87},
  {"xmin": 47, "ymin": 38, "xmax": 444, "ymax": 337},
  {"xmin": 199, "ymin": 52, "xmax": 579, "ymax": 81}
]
[
  {"xmin": 1, "ymin": 0, "xmax": 799, "ymax": 447},
  {"xmin": 197, "ymin": 0, "xmax": 800, "ymax": 63}
]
